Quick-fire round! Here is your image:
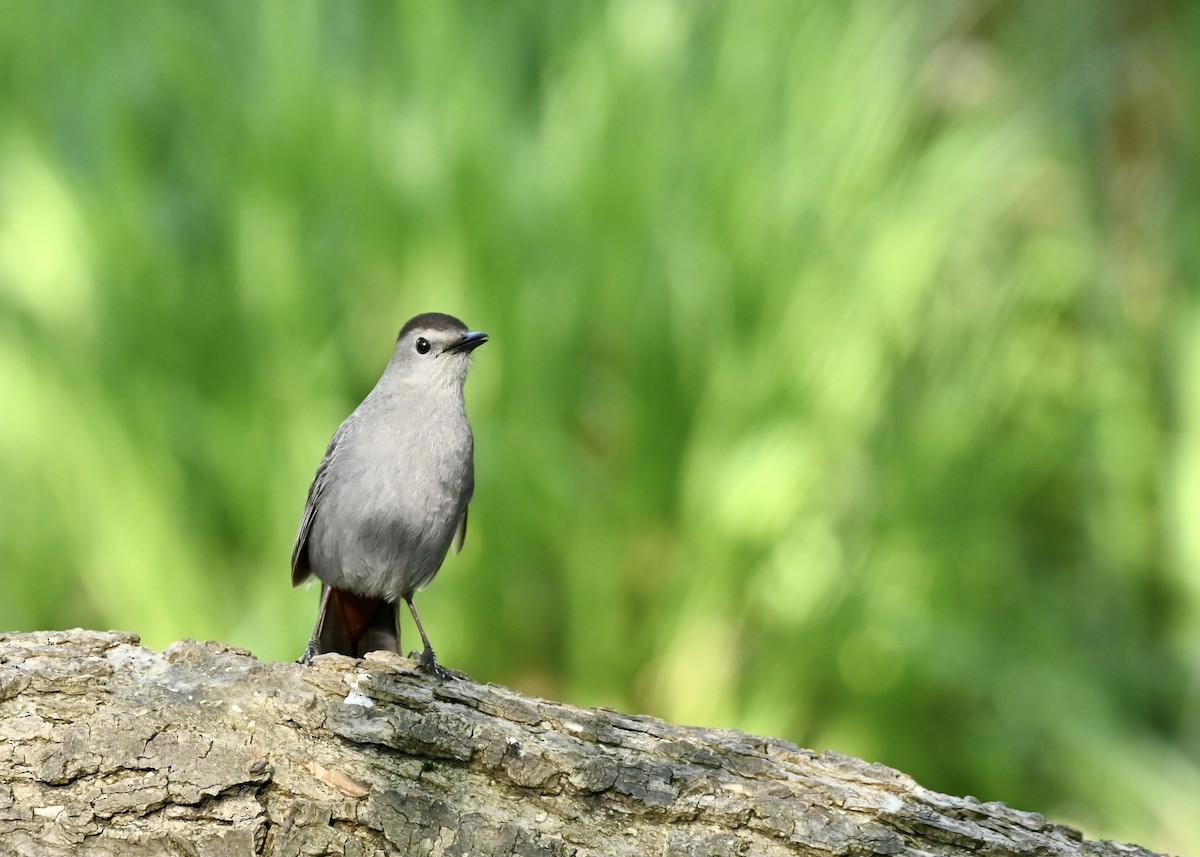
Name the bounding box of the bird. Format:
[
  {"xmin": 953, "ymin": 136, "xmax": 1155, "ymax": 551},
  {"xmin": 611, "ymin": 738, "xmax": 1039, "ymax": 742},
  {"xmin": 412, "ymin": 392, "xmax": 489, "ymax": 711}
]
[{"xmin": 290, "ymin": 312, "xmax": 488, "ymax": 677}]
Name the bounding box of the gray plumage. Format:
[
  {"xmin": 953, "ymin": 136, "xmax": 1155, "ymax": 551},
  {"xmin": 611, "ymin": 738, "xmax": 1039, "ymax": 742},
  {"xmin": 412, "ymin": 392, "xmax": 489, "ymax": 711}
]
[{"xmin": 291, "ymin": 312, "xmax": 487, "ymax": 673}]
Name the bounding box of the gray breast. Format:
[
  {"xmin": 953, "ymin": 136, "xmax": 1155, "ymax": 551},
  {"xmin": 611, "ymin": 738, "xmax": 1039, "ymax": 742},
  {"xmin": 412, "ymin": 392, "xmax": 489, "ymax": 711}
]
[{"xmin": 305, "ymin": 415, "xmax": 472, "ymax": 601}]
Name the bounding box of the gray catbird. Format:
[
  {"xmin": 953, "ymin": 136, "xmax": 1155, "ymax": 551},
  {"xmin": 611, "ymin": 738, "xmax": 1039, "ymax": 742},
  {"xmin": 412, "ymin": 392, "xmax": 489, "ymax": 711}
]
[{"xmin": 291, "ymin": 312, "xmax": 488, "ymax": 675}]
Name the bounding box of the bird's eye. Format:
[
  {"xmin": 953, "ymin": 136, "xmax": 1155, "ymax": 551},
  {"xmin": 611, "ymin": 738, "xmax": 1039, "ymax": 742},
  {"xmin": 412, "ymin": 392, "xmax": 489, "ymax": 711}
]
[{"xmin": 415, "ymin": 337, "xmax": 431, "ymax": 355}]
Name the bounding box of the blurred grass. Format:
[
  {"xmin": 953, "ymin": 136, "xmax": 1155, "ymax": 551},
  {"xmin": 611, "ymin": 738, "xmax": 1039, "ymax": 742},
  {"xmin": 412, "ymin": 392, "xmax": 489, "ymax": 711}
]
[{"xmin": 1, "ymin": 1, "xmax": 1197, "ymax": 852}]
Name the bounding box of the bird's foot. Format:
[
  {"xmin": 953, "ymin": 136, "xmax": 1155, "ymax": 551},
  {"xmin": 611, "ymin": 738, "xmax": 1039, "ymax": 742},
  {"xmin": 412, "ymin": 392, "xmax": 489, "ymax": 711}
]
[
  {"xmin": 414, "ymin": 647, "xmax": 453, "ymax": 681},
  {"xmin": 297, "ymin": 642, "xmax": 318, "ymax": 665}
]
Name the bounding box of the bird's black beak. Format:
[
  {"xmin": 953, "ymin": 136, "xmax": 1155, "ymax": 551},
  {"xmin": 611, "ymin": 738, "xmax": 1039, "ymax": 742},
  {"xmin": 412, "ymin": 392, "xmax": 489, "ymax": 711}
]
[{"xmin": 442, "ymin": 331, "xmax": 489, "ymax": 355}]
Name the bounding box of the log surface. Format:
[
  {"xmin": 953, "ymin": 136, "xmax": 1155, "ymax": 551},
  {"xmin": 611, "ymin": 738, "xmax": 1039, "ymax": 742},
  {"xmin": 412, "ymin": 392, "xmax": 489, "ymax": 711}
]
[{"xmin": 0, "ymin": 630, "xmax": 1167, "ymax": 857}]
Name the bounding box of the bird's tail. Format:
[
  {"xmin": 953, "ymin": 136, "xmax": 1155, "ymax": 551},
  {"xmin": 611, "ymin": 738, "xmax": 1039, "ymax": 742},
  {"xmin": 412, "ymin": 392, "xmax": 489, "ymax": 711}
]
[{"xmin": 299, "ymin": 586, "xmax": 399, "ymax": 662}]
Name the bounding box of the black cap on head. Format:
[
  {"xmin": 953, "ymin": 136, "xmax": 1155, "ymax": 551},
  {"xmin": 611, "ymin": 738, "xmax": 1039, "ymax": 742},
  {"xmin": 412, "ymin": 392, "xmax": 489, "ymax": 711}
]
[{"xmin": 397, "ymin": 312, "xmax": 468, "ymax": 342}]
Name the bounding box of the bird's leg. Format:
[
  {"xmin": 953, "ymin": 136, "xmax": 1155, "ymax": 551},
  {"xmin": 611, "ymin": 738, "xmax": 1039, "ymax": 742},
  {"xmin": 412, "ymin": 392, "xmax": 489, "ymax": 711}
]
[
  {"xmin": 297, "ymin": 585, "xmax": 333, "ymax": 665},
  {"xmin": 405, "ymin": 596, "xmax": 452, "ymax": 681}
]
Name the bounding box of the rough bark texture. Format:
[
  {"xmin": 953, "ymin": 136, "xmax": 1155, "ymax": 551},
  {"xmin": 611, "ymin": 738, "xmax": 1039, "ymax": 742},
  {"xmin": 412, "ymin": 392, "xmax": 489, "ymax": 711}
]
[{"xmin": 0, "ymin": 630, "xmax": 1166, "ymax": 857}]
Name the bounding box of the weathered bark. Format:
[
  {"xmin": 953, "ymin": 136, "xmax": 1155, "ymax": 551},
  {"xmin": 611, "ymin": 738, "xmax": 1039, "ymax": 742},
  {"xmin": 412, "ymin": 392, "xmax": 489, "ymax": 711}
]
[{"xmin": 0, "ymin": 630, "xmax": 1166, "ymax": 857}]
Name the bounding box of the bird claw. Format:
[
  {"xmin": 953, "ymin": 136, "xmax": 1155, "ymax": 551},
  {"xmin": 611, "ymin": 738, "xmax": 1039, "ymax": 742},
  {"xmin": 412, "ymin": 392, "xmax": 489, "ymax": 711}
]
[{"xmin": 416, "ymin": 648, "xmax": 453, "ymax": 681}]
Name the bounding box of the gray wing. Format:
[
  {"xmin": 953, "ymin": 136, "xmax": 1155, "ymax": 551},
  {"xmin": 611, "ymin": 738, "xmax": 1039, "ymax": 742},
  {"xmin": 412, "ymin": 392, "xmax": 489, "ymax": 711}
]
[
  {"xmin": 451, "ymin": 507, "xmax": 468, "ymax": 554},
  {"xmin": 450, "ymin": 452, "xmax": 475, "ymax": 555},
  {"xmin": 290, "ymin": 423, "xmax": 349, "ymax": 586}
]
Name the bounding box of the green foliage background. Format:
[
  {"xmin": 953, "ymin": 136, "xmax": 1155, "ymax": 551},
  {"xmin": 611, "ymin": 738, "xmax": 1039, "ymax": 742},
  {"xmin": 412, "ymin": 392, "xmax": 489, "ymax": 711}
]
[{"xmin": 1, "ymin": 2, "xmax": 1196, "ymax": 852}]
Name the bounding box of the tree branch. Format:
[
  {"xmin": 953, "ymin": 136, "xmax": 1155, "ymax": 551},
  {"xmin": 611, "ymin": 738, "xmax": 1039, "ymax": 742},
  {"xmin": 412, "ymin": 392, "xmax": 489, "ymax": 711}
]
[{"xmin": 0, "ymin": 630, "xmax": 1166, "ymax": 857}]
